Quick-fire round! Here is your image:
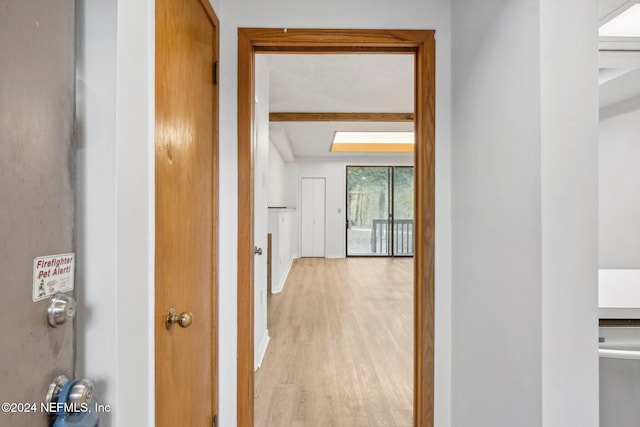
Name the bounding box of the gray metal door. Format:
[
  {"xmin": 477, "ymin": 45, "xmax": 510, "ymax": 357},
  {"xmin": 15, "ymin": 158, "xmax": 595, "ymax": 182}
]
[{"xmin": 0, "ymin": 1, "xmax": 76, "ymax": 425}]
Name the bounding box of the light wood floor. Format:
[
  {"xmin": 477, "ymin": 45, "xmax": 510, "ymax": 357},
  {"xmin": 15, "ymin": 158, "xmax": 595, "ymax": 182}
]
[{"xmin": 255, "ymin": 257, "xmax": 413, "ymax": 427}]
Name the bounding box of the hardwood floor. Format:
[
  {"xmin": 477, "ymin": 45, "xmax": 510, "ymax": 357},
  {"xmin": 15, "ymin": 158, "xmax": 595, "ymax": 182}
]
[{"xmin": 255, "ymin": 257, "xmax": 413, "ymax": 426}]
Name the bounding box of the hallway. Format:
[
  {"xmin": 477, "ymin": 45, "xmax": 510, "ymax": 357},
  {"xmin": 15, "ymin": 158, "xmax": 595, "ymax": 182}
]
[{"xmin": 255, "ymin": 257, "xmax": 413, "ymax": 426}]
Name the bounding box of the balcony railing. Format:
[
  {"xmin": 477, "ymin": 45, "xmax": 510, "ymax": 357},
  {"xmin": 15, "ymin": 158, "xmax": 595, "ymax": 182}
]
[{"xmin": 371, "ymin": 219, "xmax": 414, "ymax": 256}]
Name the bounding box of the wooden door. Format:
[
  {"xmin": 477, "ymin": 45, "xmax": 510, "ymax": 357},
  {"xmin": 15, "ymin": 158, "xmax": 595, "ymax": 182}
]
[
  {"xmin": 0, "ymin": 2, "xmax": 76, "ymax": 426},
  {"xmin": 155, "ymin": 0, "xmax": 218, "ymax": 425}
]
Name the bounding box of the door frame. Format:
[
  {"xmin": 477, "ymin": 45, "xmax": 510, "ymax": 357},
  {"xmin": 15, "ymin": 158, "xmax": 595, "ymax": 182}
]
[{"xmin": 237, "ymin": 28, "xmax": 435, "ymax": 427}]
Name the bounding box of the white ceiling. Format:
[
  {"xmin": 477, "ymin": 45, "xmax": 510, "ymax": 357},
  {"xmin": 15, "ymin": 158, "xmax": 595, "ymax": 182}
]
[
  {"xmin": 266, "ymin": 54, "xmax": 414, "ymax": 113},
  {"xmin": 265, "ymin": 54, "xmax": 414, "ymax": 159},
  {"xmin": 599, "ymin": 0, "xmax": 640, "ymax": 114},
  {"xmin": 264, "ymin": 1, "xmax": 640, "ymax": 160}
]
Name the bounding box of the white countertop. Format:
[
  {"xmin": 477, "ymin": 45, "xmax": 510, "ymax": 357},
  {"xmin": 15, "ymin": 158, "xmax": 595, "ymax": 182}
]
[
  {"xmin": 599, "ymin": 307, "xmax": 640, "ymax": 319},
  {"xmin": 268, "ymin": 207, "xmax": 296, "ymax": 211}
]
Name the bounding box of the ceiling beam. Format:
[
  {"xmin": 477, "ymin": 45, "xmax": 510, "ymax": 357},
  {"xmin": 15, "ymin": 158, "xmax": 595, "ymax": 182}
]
[{"xmin": 269, "ymin": 112, "xmax": 414, "ymax": 122}]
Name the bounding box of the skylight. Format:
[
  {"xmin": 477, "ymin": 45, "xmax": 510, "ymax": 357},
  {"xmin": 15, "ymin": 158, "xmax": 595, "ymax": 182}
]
[
  {"xmin": 330, "ymin": 131, "xmax": 414, "ymax": 153},
  {"xmin": 599, "ymin": 3, "xmax": 640, "ymax": 37}
]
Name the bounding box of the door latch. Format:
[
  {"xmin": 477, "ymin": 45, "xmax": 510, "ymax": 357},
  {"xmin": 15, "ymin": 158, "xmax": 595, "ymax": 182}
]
[{"xmin": 47, "ymin": 293, "xmax": 76, "ymax": 327}]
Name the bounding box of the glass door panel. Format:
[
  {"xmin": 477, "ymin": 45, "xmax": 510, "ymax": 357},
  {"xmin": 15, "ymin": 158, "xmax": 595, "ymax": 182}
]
[
  {"xmin": 393, "ymin": 166, "xmax": 414, "ymax": 256},
  {"xmin": 346, "ymin": 166, "xmax": 391, "ymax": 256}
]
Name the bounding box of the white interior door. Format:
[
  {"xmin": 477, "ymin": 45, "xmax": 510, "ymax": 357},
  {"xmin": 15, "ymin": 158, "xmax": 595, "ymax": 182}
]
[
  {"xmin": 300, "ymin": 178, "xmax": 326, "ymax": 257},
  {"xmin": 253, "ymin": 56, "xmax": 269, "ymax": 369},
  {"xmin": 312, "ymin": 179, "xmax": 326, "ymax": 257},
  {"xmin": 300, "ymin": 178, "xmax": 314, "ymax": 257}
]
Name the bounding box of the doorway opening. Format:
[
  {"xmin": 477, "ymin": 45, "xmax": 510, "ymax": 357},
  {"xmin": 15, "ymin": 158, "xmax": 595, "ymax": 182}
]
[
  {"xmin": 237, "ymin": 28, "xmax": 435, "ymax": 427},
  {"xmin": 346, "ymin": 166, "xmax": 414, "ymax": 257}
]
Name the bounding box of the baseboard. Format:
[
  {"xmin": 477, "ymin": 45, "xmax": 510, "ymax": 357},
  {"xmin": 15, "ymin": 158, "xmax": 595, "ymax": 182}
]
[
  {"xmin": 272, "ymin": 256, "xmax": 295, "ymax": 293},
  {"xmin": 255, "ymin": 330, "xmax": 270, "ymax": 371}
]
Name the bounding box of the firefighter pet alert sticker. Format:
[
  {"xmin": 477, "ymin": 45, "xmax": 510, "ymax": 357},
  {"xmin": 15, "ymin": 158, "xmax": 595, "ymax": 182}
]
[{"xmin": 32, "ymin": 253, "xmax": 75, "ymax": 302}]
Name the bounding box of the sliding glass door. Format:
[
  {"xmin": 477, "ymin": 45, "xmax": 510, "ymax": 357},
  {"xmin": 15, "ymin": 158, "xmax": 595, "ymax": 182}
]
[
  {"xmin": 346, "ymin": 166, "xmax": 414, "ymax": 257},
  {"xmin": 392, "ymin": 166, "xmax": 414, "ymax": 256}
]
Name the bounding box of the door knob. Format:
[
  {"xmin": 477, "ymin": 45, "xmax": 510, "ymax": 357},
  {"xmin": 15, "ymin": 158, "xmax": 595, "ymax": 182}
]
[
  {"xmin": 166, "ymin": 307, "xmax": 193, "ymax": 330},
  {"xmin": 254, "ymin": 246, "xmax": 263, "ymax": 255},
  {"xmin": 45, "ymin": 374, "xmax": 95, "ymax": 416}
]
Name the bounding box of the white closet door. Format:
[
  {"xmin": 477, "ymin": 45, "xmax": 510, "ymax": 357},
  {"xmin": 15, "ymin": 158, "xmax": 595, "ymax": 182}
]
[
  {"xmin": 312, "ymin": 179, "xmax": 326, "ymax": 256},
  {"xmin": 300, "ymin": 178, "xmax": 325, "ymax": 257},
  {"xmin": 300, "ymin": 178, "xmax": 314, "ymax": 257}
]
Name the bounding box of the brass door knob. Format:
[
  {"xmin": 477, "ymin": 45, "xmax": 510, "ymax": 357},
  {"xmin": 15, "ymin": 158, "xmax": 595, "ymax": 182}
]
[{"xmin": 166, "ymin": 307, "xmax": 193, "ymax": 330}]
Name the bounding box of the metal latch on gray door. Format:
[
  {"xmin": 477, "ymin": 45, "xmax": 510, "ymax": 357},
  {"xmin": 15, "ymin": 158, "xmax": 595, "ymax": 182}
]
[{"xmin": 47, "ymin": 293, "xmax": 76, "ymax": 327}]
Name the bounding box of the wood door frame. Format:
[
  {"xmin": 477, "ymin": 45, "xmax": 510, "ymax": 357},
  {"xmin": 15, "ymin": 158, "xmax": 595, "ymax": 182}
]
[
  {"xmin": 154, "ymin": 0, "xmax": 220, "ymax": 423},
  {"xmin": 237, "ymin": 28, "xmax": 435, "ymax": 427}
]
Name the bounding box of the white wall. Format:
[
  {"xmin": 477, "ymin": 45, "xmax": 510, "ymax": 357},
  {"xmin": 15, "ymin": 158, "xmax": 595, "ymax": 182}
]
[
  {"xmin": 266, "ymin": 125, "xmax": 296, "ymax": 292},
  {"xmin": 599, "ymin": 107, "xmax": 640, "ymax": 268},
  {"xmin": 268, "ymin": 141, "xmax": 288, "ymax": 207},
  {"xmin": 452, "ymin": 0, "xmax": 598, "ymax": 426},
  {"xmin": 268, "ymin": 209, "xmax": 297, "ymax": 292},
  {"xmin": 540, "ymin": 1, "xmax": 599, "ymax": 425},
  {"xmin": 452, "ymin": 2, "xmax": 542, "ymax": 423},
  {"xmin": 220, "ymin": 2, "xmax": 452, "ymax": 425},
  {"xmin": 76, "ymin": 0, "xmax": 155, "ymax": 426},
  {"xmin": 284, "ymin": 162, "xmax": 300, "ymax": 209}
]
